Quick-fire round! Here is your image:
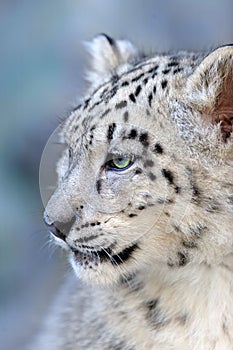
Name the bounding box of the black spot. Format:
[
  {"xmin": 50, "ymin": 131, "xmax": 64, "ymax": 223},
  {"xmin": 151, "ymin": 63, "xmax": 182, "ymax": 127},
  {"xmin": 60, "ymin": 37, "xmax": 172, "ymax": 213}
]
[
  {"xmin": 128, "ymin": 213, "xmax": 137, "ymax": 217},
  {"xmin": 192, "ymin": 185, "xmax": 201, "ymax": 199},
  {"xmin": 146, "ymin": 299, "xmax": 159, "ymax": 311},
  {"xmin": 81, "ymin": 223, "xmax": 89, "ymax": 228},
  {"xmin": 177, "ymin": 251, "xmax": 188, "ymax": 266},
  {"xmin": 144, "ymin": 159, "xmax": 154, "ymax": 167},
  {"xmin": 182, "ymin": 240, "xmax": 198, "ymax": 249},
  {"xmin": 96, "ymin": 180, "xmax": 102, "ymax": 194},
  {"xmin": 123, "ymin": 111, "xmax": 129, "ymax": 122},
  {"xmin": 153, "ymin": 85, "xmax": 157, "ymax": 94},
  {"xmin": 100, "ymin": 108, "xmax": 111, "ymax": 119},
  {"xmin": 72, "ymin": 104, "xmax": 82, "ymax": 112},
  {"xmin": 162, "ymin": 169, "xmax": 174, "ymax": 185},
  {"xmin": 145, "ymin": 299, "xmax": 166, "ymax": 329},
  {"xmin": 148, "ymin": 93, "xmax": 153, "ymax": 107},
  {"xmin": 81, "ymin": 244, "xmax": 95, "ymax": 249},
  {"xmin": 186, "ymin": 166, "xmax": 202, "ymax": 203},
  {"xmin": 167, "ymin": 61, "xmax": 179, "ymax": 67},
  {"xmin": 162, "ymin": 69, "xmax": 170, "ymax": 74},
  {"xmin": 83, "ymin": 98, "xmax": 90, "ymax": 110},
  {"xmin": 138, "ymin": 206, "xmax": 145, "ymax": 210},
  {"xmin": 147, "ymin": 65, "xmax": 159, "ymax": 74},
  {"xmin": 153, "ymin": 143, "xmax": 163, "ymax": 154},
  {"xmin": 173, "ymin": 67, "xmax": 183, "ymax": 74},
  {"xmin": 111, "ymin": 74, "xmax": 119, "ymax": 84},
  {"xmin": 135, "ymin": 169, "xmax": 142, "ymax": 175},
  {"xmin": 161, "ymin": 80, "xmax": 168, "ymax": 89},
  {"xmin": 121, "ymin": 81, "xmax": 129, "ymax": 87},
  {"xmin": 148, "ymin": 172, "xmax": 156, "ymax": 181},
  {"xmin": 135, "ymin": 85, "xmax": 142, "ymax": 97},
  {"xmin": 107, "ymin": 123, "xmax": 116, "ymax": 141},
  {"xmin": 139, "ymin": 133, "xmax": 149, "ymax": 147},
  {"xmin": 80, "ymin": 205, "xmax": 84, "ymax": 209},
  {"xmin": 129, "ymin": 93, "xmax": 136, "ymax": 103},
  {"xmin": 115, "ymin": 100, "xmax": 127, "ymax": 109},
  {"xmin": 227, "ymin": 195, "xmax": 233, "ymax": 205},
  {"xmin": 143, "ymin": 77, "xmax": 148, "ymax": 85},
  {"xmin": 110, "ymin": 243, "xmax": 139, "ymax": 265},
  {"xmin": 162, "ymin": 169, "xmax": 180, "ymax": 193},
  {"xmin": 128, "ymin": 129, "xmax": 137, "ymax": 139},
  {"xmin": 90, "ymin": 223, "xmax": 96, "ymax": 227},
  {"xmin": 132, "ymin": 73, "xmax": 144, "ymax": 82}
]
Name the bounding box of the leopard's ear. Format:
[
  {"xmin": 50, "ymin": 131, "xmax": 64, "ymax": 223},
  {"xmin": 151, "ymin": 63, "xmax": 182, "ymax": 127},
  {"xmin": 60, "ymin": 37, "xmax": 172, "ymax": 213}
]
[
  {"xmin": 84, "ymin": 34, "xmax": 138, "ymax": 90},
  {"xmin": 185, "ymin": 45, "xmax": 233, "ymax": 141}
]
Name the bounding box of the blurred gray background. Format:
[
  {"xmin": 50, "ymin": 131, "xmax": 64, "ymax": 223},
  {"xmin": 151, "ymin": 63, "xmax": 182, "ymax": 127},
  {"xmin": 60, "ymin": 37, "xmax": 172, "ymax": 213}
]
[{"xmin": 0, "ymin": 1, "xmax": 232, "ymax": 349}]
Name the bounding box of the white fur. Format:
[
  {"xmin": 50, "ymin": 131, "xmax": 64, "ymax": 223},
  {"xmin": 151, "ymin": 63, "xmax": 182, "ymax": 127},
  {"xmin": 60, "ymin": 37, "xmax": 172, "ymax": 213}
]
[
  {"xmin": 31, "ymin": 41, "xmax": 233, "ymax": 349},
  {"xmin": 84, "ymin": 34, "xmax": 138, "ymax": 91}
]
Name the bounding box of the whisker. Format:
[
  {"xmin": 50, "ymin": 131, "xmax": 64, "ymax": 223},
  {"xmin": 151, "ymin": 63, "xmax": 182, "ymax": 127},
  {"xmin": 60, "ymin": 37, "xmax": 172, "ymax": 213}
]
[{"xmin": 99, "ymin": 245, "xmax": 120, "ymax": 266}]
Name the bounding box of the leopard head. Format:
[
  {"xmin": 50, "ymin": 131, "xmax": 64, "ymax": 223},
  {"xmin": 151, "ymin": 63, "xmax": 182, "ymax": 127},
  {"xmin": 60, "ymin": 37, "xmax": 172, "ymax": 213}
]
[{"xmin": 41, "ymin": 35, "xmax": 233, "ymax": 285}]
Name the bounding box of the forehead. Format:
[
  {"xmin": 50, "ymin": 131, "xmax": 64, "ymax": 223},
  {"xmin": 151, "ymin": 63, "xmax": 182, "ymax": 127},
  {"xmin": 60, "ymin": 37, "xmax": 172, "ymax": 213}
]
[
  {"xmin": 62, "ymin": 52, "xmax": 193, "ymax": 146},
  {"xmin": 63, "ymin": 103, "xmax": 163, "ymax": 153}
]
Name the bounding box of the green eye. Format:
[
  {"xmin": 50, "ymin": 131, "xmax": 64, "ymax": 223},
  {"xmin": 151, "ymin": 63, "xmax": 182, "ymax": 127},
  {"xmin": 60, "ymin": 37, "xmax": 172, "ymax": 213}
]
[{"xmin": 108, "ymin": 156, "xmax": 133, "ymax": 171}]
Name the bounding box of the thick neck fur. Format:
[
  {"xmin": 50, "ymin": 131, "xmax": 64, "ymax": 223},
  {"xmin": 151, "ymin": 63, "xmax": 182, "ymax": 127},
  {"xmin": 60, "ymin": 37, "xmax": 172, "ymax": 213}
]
[{"xmin": 108, "ymin": 257, "xmax": 233, "ymax": 349}]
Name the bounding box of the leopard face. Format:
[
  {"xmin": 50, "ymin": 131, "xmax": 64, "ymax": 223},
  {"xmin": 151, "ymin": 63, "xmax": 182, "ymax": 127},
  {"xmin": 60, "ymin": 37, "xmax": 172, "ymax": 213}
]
[{"xmin": 42, "ymin": 35, "xmax": 233, "ymax": 285}]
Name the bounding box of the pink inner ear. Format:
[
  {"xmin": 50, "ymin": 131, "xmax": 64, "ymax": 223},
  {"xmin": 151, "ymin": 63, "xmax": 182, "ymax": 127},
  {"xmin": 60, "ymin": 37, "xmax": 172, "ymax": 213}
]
[
  {"xmin": 212, "ymin": 113, "xmax": 233, "ymax": 142},
  {"xmin": 212, "ymin": 76, "xmax": 233, "ymax": 142}
]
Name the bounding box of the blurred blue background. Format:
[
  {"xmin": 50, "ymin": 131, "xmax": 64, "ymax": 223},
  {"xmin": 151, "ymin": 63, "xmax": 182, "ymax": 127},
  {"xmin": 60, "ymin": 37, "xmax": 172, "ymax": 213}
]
[{"xmin": 0, "ymin": 1, "xmax": 232, "ymax": 349}]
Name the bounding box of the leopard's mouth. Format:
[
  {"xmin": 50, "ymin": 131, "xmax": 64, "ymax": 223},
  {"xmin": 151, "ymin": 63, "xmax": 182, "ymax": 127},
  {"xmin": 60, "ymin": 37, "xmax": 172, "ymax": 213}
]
[
  {"xmin": 70, "ymin": 242, "xmax": 139, "ymax": 267},
  {"xmin": 71, "ymin": 246, "xmax": 112, "ymax": 266}
]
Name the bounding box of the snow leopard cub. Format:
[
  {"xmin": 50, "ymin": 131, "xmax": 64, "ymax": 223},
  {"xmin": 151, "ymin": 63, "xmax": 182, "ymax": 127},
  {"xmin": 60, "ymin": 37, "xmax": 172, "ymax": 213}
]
[{"xmin": 34, "ymin": 35, "xmax": 233, "ymax": 349}]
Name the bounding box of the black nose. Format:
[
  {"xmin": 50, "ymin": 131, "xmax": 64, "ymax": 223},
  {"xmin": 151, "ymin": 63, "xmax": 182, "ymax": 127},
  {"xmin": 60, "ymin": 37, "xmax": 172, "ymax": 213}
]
[{"xmin": 44, "ymin": 220, "xmax": 67, "ymax": 241}]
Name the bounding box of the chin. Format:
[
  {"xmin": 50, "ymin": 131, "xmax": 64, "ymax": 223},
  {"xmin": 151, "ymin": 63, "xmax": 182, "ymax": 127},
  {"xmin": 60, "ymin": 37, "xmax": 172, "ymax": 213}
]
[{"xmin": 69, "ymin": 251, "xmax": 128, "ymax": 286}]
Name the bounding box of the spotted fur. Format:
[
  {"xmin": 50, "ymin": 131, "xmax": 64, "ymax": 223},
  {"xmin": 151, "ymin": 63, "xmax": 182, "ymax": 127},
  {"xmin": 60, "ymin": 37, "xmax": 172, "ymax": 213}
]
[{"xmin": 32, "ymin": 35, "xmax": 233, "ymax": 350}]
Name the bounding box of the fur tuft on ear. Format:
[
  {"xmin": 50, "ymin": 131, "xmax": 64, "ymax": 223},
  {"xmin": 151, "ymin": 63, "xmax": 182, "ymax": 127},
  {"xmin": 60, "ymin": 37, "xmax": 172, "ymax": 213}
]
[
  {"xmin": 185, "ymin": 45, "xmax": 233, "ymax": 141},
  {"xmin": 84, "ymin": 34, "xmax": 139, "ymax": 91}
]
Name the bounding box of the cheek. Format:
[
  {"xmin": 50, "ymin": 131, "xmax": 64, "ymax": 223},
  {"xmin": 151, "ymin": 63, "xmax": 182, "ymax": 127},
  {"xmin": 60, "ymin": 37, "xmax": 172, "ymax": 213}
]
[{"xmin": 93, "ymin": 174, "xmax": 136, "ymax": 213}]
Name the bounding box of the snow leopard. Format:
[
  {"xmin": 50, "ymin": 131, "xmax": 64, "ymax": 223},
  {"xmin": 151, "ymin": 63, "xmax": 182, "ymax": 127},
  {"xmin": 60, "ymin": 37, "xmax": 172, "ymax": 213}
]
[{"xmin": 33, "ymin": 34, "xmax": 233, "ymax": 349}]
